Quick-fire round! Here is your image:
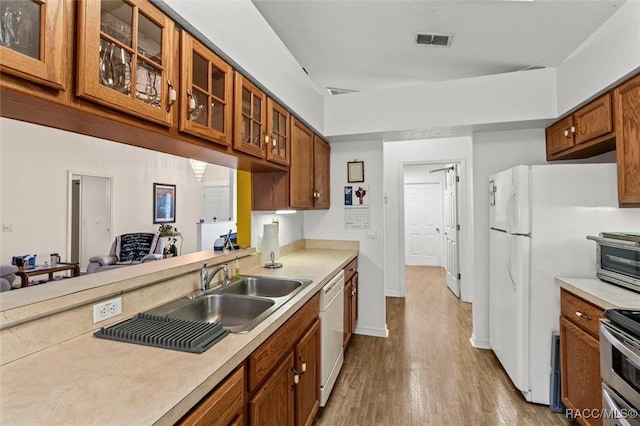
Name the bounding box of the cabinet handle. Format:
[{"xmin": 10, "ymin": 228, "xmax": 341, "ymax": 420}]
[
  {"xmin": 575, "ymin": 311, "xmax": 592, "ymax": 321},
  {"xmin": 166, "ymin": 80, "xmax": 176, "ymax": 112},
  {"xmin": 187, "ymin": 91, "xmax": 196, "ymax": 119},
  {"xmin": 571, "ymin": 126, "xmax": 576, "ymax": 134},
  {"xmin": 564, "ymin": 129, "xmax": 570, "ymax": 138},
  {"xmin": 292, "ymin": 368, "xmax": 300, "ymax": 385},
  {"xmin": 299, "ymin": 356, "xmax": 307, "ymax": 374},
  {"xmin": 352, "ymin": 288, "xmax": 356, "ymax": 296},
  {"xmin": 349, "ymin": 268, "xmax": 357, "ymax": 272}
]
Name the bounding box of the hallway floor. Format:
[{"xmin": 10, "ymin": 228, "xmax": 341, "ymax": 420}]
[{"xmin": 314, "ymin": 266, "xmax": 570, "ymax": 425}]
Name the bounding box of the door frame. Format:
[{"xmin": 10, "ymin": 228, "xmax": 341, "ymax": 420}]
[
  {"xmin": 398, "ymin": 160, "xmax": 463, "ymax": 298},
  {"xmin": 67, "ymin": 171, "xmax": 113, "ymax": 271}
]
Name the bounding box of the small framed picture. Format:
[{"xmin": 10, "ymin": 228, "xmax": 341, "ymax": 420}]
[
  {"xmin": 348, "ymin": 161, "xmax": 364, "ymax": 183},
  {"xmin": 153, "ymin": 183, "xmax": 176, "ymax": 224}
]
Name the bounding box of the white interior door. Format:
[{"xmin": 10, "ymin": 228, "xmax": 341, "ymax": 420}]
[
  {"xmin": 404, "ymin": 182, "xmax": 442, "ymax": 266},
  {"xmin": 72, "ymin": 175, "xmax": 111, "ymax": 272},
  {"xmin": 444, "ymin": 165, "xmax": 460, "ymax": 297}
]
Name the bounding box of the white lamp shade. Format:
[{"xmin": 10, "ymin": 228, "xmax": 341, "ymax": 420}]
[{"xmin": 189, "ymin": 159, "xmax": 207, "ymax": 181}]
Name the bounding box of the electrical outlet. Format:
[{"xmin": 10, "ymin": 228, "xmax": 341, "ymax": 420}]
[{"xmin": 93, "ymin": 297, "xmax": 122, "ymax": 324}]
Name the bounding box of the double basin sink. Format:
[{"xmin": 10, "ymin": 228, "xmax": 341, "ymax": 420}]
[{"xmin": 146, "ymin": 275, "xmax": 312, "ymax": 333}]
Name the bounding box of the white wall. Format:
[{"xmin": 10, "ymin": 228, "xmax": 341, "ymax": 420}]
[
  {"xmin": 304, "ymin": 140, "xmax": 388, "ymax": 338},
  {"xmin": 0, "ymin": 118, "xmax": 214, "ymax": 265},
  {"xmin": 251, "ymin": 211, "xmax": 305, "ymax": 251},
  {"xmin": 383, "ymin": 137, "xmax": 474, "ymax": 302},
  {"xmin": 556, "ymin": 0, "xmax": 640, "ymax": 115},
  {"xmin": 163, "ymin": 0, "xmax": 324, "ymax": 133},
  {"xmin": 470, "ymin": 129, "xmax": 548, "ymax": 348},
  {"xmin": 324, "ymin": 68, "xmax": 557, "ymax": 137}
]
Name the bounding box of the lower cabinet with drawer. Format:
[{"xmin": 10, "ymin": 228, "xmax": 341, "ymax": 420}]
[
  {"xmin": 248, "ymin": 293, "xmax": 320, "ymax": 426},
  {"xmin": 178, "ymin": 365, "xmax": 245, "ymax": 426},
  {"xmin": 343, "ymin": 257, "xmax": 359, "ymax": 348},
  {"xmin": 559, "ymin": 289, "xmax": 605, "ymax": 426}
]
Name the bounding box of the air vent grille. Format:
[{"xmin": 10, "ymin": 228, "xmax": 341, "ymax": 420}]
[
  {"xmin": 327, "ymin": 87, "xmax": 359, "ymax": 96},
  {"xmin": 417, "ymin": 33, "xmax": 452, "ymax": 47}
]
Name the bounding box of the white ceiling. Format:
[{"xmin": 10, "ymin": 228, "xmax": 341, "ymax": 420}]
[{"xmin": 252, "ymin": 0, "xmax": 625, "ymax": 96}]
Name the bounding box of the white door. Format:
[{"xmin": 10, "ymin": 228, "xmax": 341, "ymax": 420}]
[
  {"xmin": 444, "ymin": 165, "xmax": 460, "ymax": 297},
  {"xmin": 72, "ymin": 175, "xmax": 111, "ymax": 272},
  {"xmin": 404, "ymin": 182, "xmax": 442, "ymax": 266}
]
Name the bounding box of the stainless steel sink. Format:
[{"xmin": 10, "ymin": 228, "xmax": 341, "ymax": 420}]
[
  {"xmin": 219, "ymin": 276, "xmax": 306, "ymax": 297},
  {"xmin": 146, "ymin": 275, "xmax": 312, "ymax": 333}
]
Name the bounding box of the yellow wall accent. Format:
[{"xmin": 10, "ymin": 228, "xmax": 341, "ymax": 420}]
[{"xmin": 237, "ymin": 170, "xmax": 252, "ymax": 247}]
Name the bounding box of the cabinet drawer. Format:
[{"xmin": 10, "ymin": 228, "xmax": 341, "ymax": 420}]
[
  {"xmin": 546, "ymin": 116, "xmax": 575, "ymax": 156},
  {"xmin": 178, "ymin": 365, "xmax": 244, "ymax": 426},
  {"xmin": 344, "ymin": 257, "xmax": 358, "ymax": 283},
  {"xmin": 560, "ymin": 289, "xmax": 604, "ymax": 337},
  {"xmin": 248, "ymin": 294, "xmax": 319, "ymax": 393}
]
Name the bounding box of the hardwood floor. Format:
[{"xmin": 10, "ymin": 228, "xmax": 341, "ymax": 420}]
[{"xmin": 314, "ymin": 266, "xmax": 570, "ymax": 426}]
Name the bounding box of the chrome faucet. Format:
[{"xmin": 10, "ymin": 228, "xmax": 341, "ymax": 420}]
[{"xmin": 201, "ymin": 263, "xmax": 230, "ymax": 291}]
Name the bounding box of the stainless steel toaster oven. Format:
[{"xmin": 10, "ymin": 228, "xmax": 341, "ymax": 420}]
[{"xmin": 587, "ymin": 233, "xmax": 640, "ymax": 293}]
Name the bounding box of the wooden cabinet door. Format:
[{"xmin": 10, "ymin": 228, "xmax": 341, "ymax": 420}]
[
  {"xmin": 266, "ymin": 99, "xmax": 290, "ymax": 165},
  {"xmin": 295, "ymin": 319, "xmax": 320, "ymax": 426},
  {"xmin": 252, "ymin": 172, "xmax": 289, "ymax": 211},
  {"xmin": 234, "ymin": 72, "xmax": 266, "ymax": 158},
  {"xmin": 249, "ymin": 352, "xmax": 295, "ymax": 426},
  {"xmin": 560, "ymin": 317, "xmax": 602, "ymax": 426},
  {"xmin": 351, "ymin": 273, "xmax": 358, "ymax": 335},
  {"xmin": 546, "ymin": 116, "xmax": 574, "ymax": 157},
  {"xmin": 179, "ymin": 31, "xmax": 233, "ymax": 146},
  {"xmin": 179, "ymin": 366, "xmax": 244, "ymax": 426},
  {"xmin": 313, "ymin": 135, "xmax": 330, "ymax": 209},
  {"xmin": 574, "ymin": 93, "xmax": 613, "ymax": 146},
  {"xmin": 76, "ymin": 0, "xmax": 175, "ymax": 126},
  {"xmin": 614, "ymin": 73, "xmax": 640, "ymax": 205},
  {"xmin": 290, "ymin": 117, "xmax": 315, "ymax": 208},
  {"xmin": 0, "ymin": 0, "xmax": 64, "ymax": 89},
  {"xmin": 344, "ymin": 279, "xmax": 353, "ymax": 348}
]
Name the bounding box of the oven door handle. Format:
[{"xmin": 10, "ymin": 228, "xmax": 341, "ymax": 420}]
[
  {"xmin": 600, "ymin": 323, "xmax": 640, "ymax": 364},
  {"xmin": 587, "ymin": 235, "xmax": 640, "ymax": 247},
  {"xmin": 602, "ymin": 385, "xmax": 632, "ymax": 426}
]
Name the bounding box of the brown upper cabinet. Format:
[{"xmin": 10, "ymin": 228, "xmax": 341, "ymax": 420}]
[
  {"xmin": 234, "ymin": 72, "xmax": 266, "ymax": 158},
  {"xmin": 179, "ymin": 30, "xmax": 233, "ymax": 146},
  {"xmin": 313, "ymin": 135, "xmax": 331, "ymax": 209},
  {"xmin": 266, "ymin": 98, "xmax": 290, "ymax": 166},
  {"xmin": 289, "ymin": 118, "xmax": 331, "ymax": 209},
  {"xmin": 546, "ymin": 93, "xmax": 614, "ymax": 160},
  {"xmin": 76, "ymin": 0, "xmax": 175, "ymax": 126},
  {"xmin": 0, "ymin": 0, "xmax": 65, "ymax": 90},
  {"xmin": 614, "ymin": 73, "xmax": 640, "ymax": 205}
]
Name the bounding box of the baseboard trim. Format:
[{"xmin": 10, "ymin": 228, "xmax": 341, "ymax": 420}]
[
  {"xmin": 469, "ymin": 334, "xmax": 491, "ymax": 349},
  {"xmin": 354, "ymin": 324, "xmax": 389, "ymax": 338},
  {"xmin": 385, "ymin": 290, "xmax": 402, "ymax": 298}
]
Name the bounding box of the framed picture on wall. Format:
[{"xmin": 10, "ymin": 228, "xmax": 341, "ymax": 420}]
[
  {"xmin": 153, "ymin": 183, "xmax": 176, "ymax": 224},
  {"xmin": 348, "ymin": 161, "xmax": 364, "ymax": 183}
]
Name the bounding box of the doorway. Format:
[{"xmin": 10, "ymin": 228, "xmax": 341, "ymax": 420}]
[
  {"xmin": 401, "ymin": 163, "xmax": 461, "ymax": 297},
  {"xmin": 69, "ymin": 173, "xmax": 112, "ymax": 272}
]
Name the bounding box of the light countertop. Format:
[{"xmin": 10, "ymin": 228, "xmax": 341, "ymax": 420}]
[
  {"xmin": 0, "ymin": 248, "xmax": 357, "ymax": 425},
  {"xmin": 556, "ymin": 277, "xmax": 640, "ymax": 310}
]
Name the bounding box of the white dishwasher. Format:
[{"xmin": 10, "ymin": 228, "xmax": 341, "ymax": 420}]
[{"xmin": 319, "ymin": 270, "xmax": 345, "ymax": 407}]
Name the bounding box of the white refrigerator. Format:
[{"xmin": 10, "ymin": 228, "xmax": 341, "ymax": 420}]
[{"xmin": 488, "ymin": 163, "xmax": 639, "ymax": 405}]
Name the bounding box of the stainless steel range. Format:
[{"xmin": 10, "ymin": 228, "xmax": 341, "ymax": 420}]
[{"xmin": 600, "ymin": 309, "xmax": 640, "ymax": 425}]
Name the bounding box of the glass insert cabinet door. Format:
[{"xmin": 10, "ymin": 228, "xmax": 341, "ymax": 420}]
[
  {"xmin": 266, "ymin": 98, "xmax": 290, "ymax": 166},
  {"xmin": 76, "ymin": 0, "xmax": 175, "ymax": 126},
  {"xmin": 0, "ymin": 0, "xmax": 64, "ymax": 89},
  {"xmin": 179, "ymin": 31, "xmax": 233, "ymax": 146},
  {"xmin": 233, "ymin": 72, "xmax": 266, "ymax": 159}
]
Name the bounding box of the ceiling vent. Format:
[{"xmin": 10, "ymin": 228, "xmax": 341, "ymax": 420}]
[
  {"xmin": 327, "ymin": 87, "xmax": 359, "ymax": 96},
  {"xmin": 416, "ymin": 33, "xmax": 452, "ymax": 47}
]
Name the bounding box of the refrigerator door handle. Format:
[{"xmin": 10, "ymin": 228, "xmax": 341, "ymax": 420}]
[
  {"xmin": 506, "ymin": 174, "xmax": 516, "ymax": 234},
  {"xmin": 507, "ymin": 234, "xmax": 516, "ymax": 290}
]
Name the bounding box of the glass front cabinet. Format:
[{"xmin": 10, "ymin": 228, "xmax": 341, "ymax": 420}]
[
  {"xmin": 234, "ymin": 72, "xmax": 266, "ymax": 158},
  {"xmin": 266, "ymin": 98, "xmax": 290, "ymax": 166},
  {"xmin": 0, "ymin": 0, "xmax": 64, "ymax": 89},
  {"xmin": 76, "ymin": 0, "xmax": 175, "ymax": 126},
  {"xmin": 179, "ymin": 31, "xmax": 233, "ymax": 146}
]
